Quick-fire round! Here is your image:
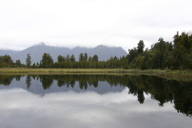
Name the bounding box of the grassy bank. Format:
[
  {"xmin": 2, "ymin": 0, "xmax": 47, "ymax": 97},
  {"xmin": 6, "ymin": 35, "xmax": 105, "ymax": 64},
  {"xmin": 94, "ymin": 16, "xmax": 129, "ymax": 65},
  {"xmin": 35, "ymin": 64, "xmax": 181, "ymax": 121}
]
[
  {"xmin": 0, "ymin": 68, "xmax": 130, "ymax": 74},
  {"xmin": 0, "ymin": 68, "xmax": 191, "ymax": 81}
]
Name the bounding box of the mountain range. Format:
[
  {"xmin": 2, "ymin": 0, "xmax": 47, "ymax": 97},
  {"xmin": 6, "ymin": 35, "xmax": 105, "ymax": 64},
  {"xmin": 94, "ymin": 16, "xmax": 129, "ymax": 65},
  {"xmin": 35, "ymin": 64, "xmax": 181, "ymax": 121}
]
[{"xmin": 0, "ymin": 43, "xmax": 127, "ymax": 63}]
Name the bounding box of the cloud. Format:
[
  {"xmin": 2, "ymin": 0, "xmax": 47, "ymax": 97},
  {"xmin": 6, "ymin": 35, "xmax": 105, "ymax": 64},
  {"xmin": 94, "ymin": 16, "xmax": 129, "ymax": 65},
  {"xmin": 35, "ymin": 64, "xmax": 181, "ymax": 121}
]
[{"xmin": 0, "ymin": 0, "xmax": 192, "ymax": 50}]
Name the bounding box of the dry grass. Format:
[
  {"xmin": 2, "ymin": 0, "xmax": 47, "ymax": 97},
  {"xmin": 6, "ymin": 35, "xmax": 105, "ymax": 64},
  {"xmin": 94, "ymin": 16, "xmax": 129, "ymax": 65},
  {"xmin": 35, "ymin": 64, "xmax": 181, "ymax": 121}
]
[{"xmin": 0, "ymin": 68, "xmax": 191, "ymax": 81}]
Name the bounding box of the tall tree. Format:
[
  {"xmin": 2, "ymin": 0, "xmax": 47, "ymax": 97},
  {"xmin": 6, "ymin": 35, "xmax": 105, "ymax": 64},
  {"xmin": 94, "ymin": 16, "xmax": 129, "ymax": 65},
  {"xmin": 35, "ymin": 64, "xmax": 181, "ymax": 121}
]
[
  {"xmin": 79, "ymin": 53, "xmax": 84, "ymax": 62},
  {"xmin": 41, "ymin": 53, "xmax": 54, "ymax": 67},
  {"xmin": 0, "ymin": 55, "xmax": 13, "ymax": 67},
  {"xmin": 137, "ymin": 40, "xmax": 145, "ymax": 54},
  {"xmin": 92, "ymin": 55, "xmax": 99, "ymax": 62},
  {"xmin": 57, "ymin": 55, "xmax": 65, "ymax": 64},
  {"xmin": 16, "ymin": 59, "xmax": 22, "ymax": 67},
  {"xmin": 26, "ymin": 54, "xmax": 32, "ymax": 67},
  {"xmin": 70, "ymin": 55, "xmax": 76, "ymax": 62}
]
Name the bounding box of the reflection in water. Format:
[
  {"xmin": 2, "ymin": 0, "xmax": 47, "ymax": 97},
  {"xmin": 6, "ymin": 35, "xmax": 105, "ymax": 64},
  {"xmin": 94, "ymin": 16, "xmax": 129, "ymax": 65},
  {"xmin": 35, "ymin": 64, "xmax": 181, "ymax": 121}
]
[{"xmin": 0, "ymin": 75, "xmax": 191, "ymax": 128}]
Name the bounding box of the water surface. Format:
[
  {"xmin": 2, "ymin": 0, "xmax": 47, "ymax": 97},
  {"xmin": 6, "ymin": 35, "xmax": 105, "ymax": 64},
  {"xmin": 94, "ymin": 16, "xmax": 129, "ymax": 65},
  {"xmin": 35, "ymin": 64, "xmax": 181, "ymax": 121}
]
[{"xmin": 0, "ymin": 75, "xmax": 192, "ymax": 128}]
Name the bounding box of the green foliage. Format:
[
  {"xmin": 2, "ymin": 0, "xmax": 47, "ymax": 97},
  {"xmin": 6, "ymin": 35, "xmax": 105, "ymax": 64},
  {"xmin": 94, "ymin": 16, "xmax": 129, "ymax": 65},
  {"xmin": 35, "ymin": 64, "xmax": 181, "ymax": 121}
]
[
  {"xmin": 127, "ymin": 32, "xmax": 192, "ymax": 69},
  {"xmin": 137, "ymin": 40, "xmax": 145, "ymax": 54},
  {"xmin": 79, "ymin": 53, "xmax": 88, "ymax": 62},
  {"xmin": 0, "ymin": 55, "xmax": 13, "ymax": 67},
  {"xmin": 0, "ymin": 32, "xmax": 191, "ymax": 69},
  {"xmin": 15, "ymin": 60, "xmax": 22, "ymax": 67},
  {"xmin": 26, "ymin": 54, "xmax": 32, "ymax": 67},
  {"xmin": 40, "ymin": 53, "xmax": 54, "ymax": 68}
]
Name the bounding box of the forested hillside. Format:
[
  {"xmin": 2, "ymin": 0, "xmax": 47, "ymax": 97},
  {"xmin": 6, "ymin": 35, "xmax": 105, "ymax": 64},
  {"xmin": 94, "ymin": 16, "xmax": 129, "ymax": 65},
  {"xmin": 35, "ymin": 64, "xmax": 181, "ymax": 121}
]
[{"xmin": 0, "ymin": 32, "xmax": 191, "ymax": 69}]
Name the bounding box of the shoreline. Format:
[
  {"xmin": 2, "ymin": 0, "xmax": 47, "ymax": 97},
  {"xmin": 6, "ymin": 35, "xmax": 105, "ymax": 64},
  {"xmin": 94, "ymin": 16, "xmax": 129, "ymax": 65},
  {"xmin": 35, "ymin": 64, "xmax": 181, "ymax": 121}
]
[{"xmin": 0, "ymin": 68, "xmax": 191, "ymax": 81}]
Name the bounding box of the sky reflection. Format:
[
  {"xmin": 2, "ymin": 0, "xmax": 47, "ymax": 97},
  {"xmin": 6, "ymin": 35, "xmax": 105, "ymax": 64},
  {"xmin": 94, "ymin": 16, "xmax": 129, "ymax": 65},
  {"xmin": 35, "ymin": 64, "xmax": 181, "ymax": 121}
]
[{"xmin": 0, "ymin": 88, "xmax": 191, "ymax": 128}]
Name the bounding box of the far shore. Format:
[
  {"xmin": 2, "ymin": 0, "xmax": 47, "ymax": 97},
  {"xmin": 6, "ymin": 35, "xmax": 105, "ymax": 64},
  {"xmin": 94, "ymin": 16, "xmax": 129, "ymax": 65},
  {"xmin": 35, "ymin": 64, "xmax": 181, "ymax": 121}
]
[{"xmin": 0, "ymin": 68, "xmax": 192, "ymax": 81}]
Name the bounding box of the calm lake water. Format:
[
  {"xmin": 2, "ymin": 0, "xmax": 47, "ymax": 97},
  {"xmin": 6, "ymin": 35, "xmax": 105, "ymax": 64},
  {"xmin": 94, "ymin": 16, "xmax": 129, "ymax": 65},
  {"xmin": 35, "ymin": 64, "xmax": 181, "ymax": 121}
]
[{"xmin": 0, "ymin": 75, "xmax": 192, "ymax": 128}]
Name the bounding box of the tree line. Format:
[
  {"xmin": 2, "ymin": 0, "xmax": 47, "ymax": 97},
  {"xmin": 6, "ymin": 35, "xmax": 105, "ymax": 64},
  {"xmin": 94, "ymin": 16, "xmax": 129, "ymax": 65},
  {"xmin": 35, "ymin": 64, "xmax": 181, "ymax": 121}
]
[{"xmin": 0, "ymin": 32, "xmax": 192, "ymax": 69}]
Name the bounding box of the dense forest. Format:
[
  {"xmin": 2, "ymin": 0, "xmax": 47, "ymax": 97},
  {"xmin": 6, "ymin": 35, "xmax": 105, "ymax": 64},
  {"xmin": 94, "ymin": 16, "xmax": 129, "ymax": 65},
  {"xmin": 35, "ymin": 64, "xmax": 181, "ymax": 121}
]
[{"xmin": 0, "ymin": 32, "xmax": 192, "ymax": 69}]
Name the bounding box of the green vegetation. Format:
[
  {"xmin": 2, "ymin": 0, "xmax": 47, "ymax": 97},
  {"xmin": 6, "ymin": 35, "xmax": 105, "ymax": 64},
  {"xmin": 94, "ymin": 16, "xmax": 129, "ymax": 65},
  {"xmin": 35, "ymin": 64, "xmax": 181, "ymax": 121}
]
[
  {"xmin": 26, "ymin": 54, "xmax": 32, "ymax": 67},
  {"xmin": 0, "ymin": 32, "xmax": 192, "ymax": 69},
  {"xmin": 0, "ymin": 68, "xmax": 191, "ymax": 81},
  {"xmin": 0, "ymin": 55, "xmax": 14, "ymax": 67}
]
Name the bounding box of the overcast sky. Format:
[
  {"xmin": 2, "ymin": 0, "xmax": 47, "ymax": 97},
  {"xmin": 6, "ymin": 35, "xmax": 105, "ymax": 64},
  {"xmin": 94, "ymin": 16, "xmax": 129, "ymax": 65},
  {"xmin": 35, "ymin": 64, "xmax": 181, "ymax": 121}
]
[{"xmin": 0, "ymin": 0, "xmax": 192, "ymax": 50}]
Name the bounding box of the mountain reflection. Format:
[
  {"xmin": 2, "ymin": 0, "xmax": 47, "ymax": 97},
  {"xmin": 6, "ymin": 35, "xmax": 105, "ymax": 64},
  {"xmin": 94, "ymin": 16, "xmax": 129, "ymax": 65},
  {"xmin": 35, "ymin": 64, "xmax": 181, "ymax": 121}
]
[{"xmin": 0, "ymin": 74, "xmax": 192, "ymax": 117}]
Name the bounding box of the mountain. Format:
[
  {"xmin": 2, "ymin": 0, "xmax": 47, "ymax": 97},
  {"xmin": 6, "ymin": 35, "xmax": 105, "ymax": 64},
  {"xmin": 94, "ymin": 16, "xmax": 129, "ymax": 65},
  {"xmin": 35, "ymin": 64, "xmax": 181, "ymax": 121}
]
[{"xmin": 0, "ymin": 43, "xmax": 127, "ymax": 63}]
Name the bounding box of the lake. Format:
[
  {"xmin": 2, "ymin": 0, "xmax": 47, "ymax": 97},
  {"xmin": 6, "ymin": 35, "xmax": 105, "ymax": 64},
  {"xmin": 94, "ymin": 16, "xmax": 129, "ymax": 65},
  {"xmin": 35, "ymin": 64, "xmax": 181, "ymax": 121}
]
[{"xmin": 0, "ymin": 74, "xmax": 192, "ymax": 128}]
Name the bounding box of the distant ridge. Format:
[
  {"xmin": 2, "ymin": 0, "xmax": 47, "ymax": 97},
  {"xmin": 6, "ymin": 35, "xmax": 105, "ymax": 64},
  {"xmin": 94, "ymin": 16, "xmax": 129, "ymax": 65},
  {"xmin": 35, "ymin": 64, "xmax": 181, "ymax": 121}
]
[{"xmin": 0, "ymin": 43, "xmax": 127, "ymax": 63}]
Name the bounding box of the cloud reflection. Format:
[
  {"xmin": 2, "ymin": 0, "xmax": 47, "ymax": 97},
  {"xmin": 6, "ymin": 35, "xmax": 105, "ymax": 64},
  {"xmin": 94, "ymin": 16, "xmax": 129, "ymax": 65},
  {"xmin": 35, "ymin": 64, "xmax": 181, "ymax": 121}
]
[{"xmin": 0, "ymin": 88, "xmax": 191, "ymax": 128}]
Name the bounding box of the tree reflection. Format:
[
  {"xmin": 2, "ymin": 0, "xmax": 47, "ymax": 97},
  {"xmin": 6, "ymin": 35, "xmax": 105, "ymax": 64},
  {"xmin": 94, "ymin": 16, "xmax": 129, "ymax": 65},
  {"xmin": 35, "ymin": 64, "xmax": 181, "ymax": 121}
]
[
  {"xmin": 26, "ymin": 76, "xmax": 31, "ymax": 89},
  {"xmin": 0, "ymin": 74, "xmax": 192, "ymax": 117},
  {"xmin": 40, "ymin": 75, "xmax": 53, "ymax": 89},
  {"xmin": 137, "ymin": 90, "xmax": 145, "ymax": 104},
  {"xmin": 0, "ymin": 75, "xmax": 20, "ymax": 85}
]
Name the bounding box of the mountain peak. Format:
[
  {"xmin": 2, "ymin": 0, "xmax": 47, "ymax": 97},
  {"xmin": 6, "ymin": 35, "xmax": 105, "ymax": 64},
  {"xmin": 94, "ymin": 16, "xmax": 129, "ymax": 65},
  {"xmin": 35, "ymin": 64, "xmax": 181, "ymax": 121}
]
[
  {"xmin": 96, "ymin": 45, "xmax": 107, "ymax": 48},
  {"xmin": 0, "ymin": 44, "xmax": 127, "ymax": 63},
  {"xmin": 36, "ymin": 42, "xmax": 47, "ymax": 46},
  {"xmin": 95, "ymin": 45, "xmax": 122, "ymax": 49}
]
